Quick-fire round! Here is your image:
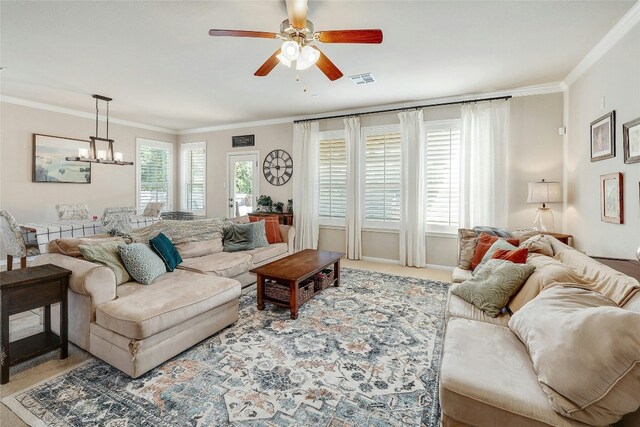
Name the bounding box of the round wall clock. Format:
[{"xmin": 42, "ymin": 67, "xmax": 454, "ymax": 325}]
[{"xmin": 263, "ymin": 149, "xmax": 293, "ymax": 186}]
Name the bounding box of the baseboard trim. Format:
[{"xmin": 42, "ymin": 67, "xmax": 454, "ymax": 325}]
[
  {"xmin": 425, "ymin": 264, "xmax": 455, "ymax": 272},
  {"xmin": 359, "ymin": 256, "xmax": 454, "ymax": 271}
]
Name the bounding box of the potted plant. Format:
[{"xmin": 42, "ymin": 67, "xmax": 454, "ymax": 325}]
[
  {"xmin": 274, "ymin": 201, "xmax": 284, "ymax": 213},
  {"xmin": 256, "ymin": 195, "xmax": 273, "ymax": 212},
  {"xmin": 287, "ymin": 199, "xmax": 293, "ymax": 213}
]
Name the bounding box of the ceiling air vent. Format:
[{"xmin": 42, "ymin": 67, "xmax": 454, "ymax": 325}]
[{"xmin": 349, "ymin": 73, "xmax": 376, "ymax": 85}]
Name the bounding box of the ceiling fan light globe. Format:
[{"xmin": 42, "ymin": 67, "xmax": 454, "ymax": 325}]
[
  {"xmin": 281, "ymin": 40, "xmax": 300, "ymax": 61},
  {"xmin": 276, "ymin": 53, "xmax": 292, "ymax": 68},
  {"xmin": 296, "ymin": 45, "xmax": 319, "ymax": 70}
]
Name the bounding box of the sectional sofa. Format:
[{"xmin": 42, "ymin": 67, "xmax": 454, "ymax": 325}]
[{"xmin": 31, "ymin": 218, "xmax": 295, "ymax": 378}]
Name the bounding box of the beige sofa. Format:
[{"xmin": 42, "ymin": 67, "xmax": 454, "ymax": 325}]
[
  {"xmin": 32, "ymin": 223, "xmax": 295, "ymax": 378},
  {"xmin": 440, "ymin": 235, "xmax": 640, "ymax": 426}
]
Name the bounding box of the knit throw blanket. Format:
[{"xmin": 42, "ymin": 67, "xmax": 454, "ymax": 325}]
[{"xmin": 123, "ymin": 219, "xmax": 224, "ymax": 244}]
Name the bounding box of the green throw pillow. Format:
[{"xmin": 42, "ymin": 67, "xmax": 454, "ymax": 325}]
[
  {"xmin": 474, "ymin": 238, "xmax": 518, "ymax": 273},
  {"xmin": 452, "ymin": 259, "xmax": 535, "ymax": 317},
  {"xmin": 223, "ymin": 223, "xmax": 255, "ymax": 252},
  {"xmin": 78, "ymin": 241, "xmax": 131, "ymax": 285},
  {"xmin": 118, "ymin": 243, "xmax": 167, "ymax": 285}
]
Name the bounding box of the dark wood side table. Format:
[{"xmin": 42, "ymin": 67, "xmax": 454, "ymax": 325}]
[
  {"xmin": 541, "ymin": 232, "xmax": 573, "ymax": 246},
  {"xmin": 249, "ymin": 211, "xmax": 294, "ymax": 226},
  {"xmin": 0, "ymin": 264, "xmax": 71, "ymax": 384}
]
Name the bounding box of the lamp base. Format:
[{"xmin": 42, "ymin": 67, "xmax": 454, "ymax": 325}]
[{"xmin": 533, "ymin": 207, "xmax": 555, "ymax": 232}]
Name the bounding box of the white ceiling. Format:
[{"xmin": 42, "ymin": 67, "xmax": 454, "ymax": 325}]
[{"xmin": 1, "ymin": 1, "xmax": 635, "ymax": 131}]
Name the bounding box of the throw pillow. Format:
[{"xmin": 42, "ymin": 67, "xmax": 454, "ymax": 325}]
[
  {"xmin": 491, "ymin": 247, "xmax": 529, "ymax": 264},
  {"xmin": 474, "ymin": 238, "xmax": 518, "ymax": 272},
  {"xmin": 223, "ymin": 223, "xmax": 255, "ymax": 252},
  {"xmin": 48, "ymin": 235, "xmax": 123, "ymax": 258},
  {"xmin": 55, "ymin": 203, "xmax": 90, "ymax": 221},
  {"xmin": 452, "ymin": 259, "xmax": 535, "ymax": 317},
  {"xmin": 470, "ymin": 233, "xmax": 520, "ymax": 270},
  {"xmin": 508, "ymin": 286, "xmax": 640, "ymax": 426},
  {"xmin": 142, "ymin": 202, "xmax": 164, "ymax": 217},
  {"xmin": 78, "ymin": 241, "xmax": 131, "ymax": 285},
  {"xmin": 249, "ymin": 215, "xmax": 282, "ymax": 244},
  {"xmin": 149, "ymin": 232, "xmax": 182, "ymax": 271},
  {"xmin": 519, "ymin": 234, "xmax": 554, "ymax": 257},
  {"xmin": 101, "ymin": 207, "xmax": 134, "ymax": 233},
  {"xmin": 250, "ymin": 220, "xmax": 269, "ymax": 248},
  {"xmin": 457, "ymin": 228, "xmax": 478, "ymax": 270},
  {"xmin": 118, "ymin": 243, "xmax": 167, "ymax": 285}
]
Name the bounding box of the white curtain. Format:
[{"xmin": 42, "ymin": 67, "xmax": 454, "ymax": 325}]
[
  {"xmin": 344, "ymin": 117, "xmax": 362, "ymax": 260},
  {"xmin": 459, "ymin": 100, "xmax": 510, "ymax": 228},
  {"xmin": 398, "ymin": 109, "xmax": 426, "ymax": 267},
  {"xmin": 293, "ymin": 121, "xmax": 320, "ymax": 250}
]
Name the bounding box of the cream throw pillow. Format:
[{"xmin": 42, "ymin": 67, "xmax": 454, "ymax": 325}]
[
  {"xmin": 457, "ymin": 228, "xmax": 477, "ymax": 270},
  {"xmin": 519, "ymin": 234, "xmax": 554, "ymax": 257},
  {"xmin": 509, "ymin": 286, "xmax": 640, "ymax": 426}
]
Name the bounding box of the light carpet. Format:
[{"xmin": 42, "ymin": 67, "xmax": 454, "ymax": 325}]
[{"xmin": 3, "ymin": 267, "xmax": 449, "ymax": 426}]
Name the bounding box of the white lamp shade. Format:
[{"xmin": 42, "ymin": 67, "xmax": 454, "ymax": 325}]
[
  {"xmin": 527, "ymin": 181, "xmax": 562, "ymax": 203},
  {"xmin": 280, "ymin": 40, "xmax": 300, "ymax": 61},
  {"xmin": 296, "ymin": 46, "xmax": 319, "ymax": 70}
]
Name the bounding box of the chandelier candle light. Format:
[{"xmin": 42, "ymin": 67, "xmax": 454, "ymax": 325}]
[
  {"xmin": 66, "ymin": 94, "xmax": 133, "ymax": 166},
  {"xmin": 526, "ymin": 179, "xmax": 562, "ymax": 232}
]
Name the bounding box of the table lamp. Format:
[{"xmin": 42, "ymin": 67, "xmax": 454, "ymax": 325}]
[{"xmin": 526, "ymin": 179, "xmax": 562, "ymax": 232}]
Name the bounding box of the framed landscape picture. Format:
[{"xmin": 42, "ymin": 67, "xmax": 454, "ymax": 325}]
[
  {"xmin": 623, "ymin": 117, "xmax": 640, "ymax": 164},
  {"xmin": 600, "ymin": 173, "xmax": 623, "ymax": 224},
  {"xmin": 33, "ymin": 134, "xmax": 91, "ymax": 183},
  {"xmin": 590, "ymin": 111, "xmax": 615, "ymax": 162}
]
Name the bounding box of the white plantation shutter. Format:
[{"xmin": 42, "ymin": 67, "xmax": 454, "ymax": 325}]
[
  {"xmin": 425, "ymin": 121, "xmax": 461, "ymax": 232},
  {"xmin": 182, "ymin": 143, "xmax": 206, "ymax": 212},
  {"xmin": 364, "ymin": 129, "xmax": 401, "ymax": 225},
  {"xmin": 136, "ymin": 139, "xmax": 173, "ymax": 213},
  {"xmin": 318, "ymin": 134, "xmax": 347, "ymax": 221}
]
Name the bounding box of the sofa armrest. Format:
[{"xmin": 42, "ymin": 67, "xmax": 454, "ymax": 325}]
[
  {"xmin": 279, "ymin": 225, "xmax": 296, "ymax": 254},
  {"xmin": 31, "ymin": 253, "xmax": 117, "ymax": 310}
]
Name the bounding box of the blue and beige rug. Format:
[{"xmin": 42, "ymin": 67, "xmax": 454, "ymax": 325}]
[{"xmin": 4, "ymin": 268, "xmax": 449, "ymax": 426}]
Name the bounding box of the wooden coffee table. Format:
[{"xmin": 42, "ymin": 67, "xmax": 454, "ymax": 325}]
[{"xmin": 250, "ymin": 249, "xmax": 345, "ymax": 319}]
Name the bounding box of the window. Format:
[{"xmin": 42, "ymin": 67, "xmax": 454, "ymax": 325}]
[
  {"xmin": 136, "ymin": 139, "xmax": 173, "ymax": 214},
  {"xmin": 181, "ymin": 142, "xmax": 206, "ymax": 213},
  {"xmin": 425, "ymin": 120, "xmax": 461, "ymax": 233},
  {"xmin": 318, "ymin": 131, "xmax": 347, "ymax": 225},
  {"xmin": 363, "ymin": 126, "xmax": 401, "ymax": 228}
]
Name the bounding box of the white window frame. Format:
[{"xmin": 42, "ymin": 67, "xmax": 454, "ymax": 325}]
[
  {"xmin": 180, "ymin": 141, "xmax": 207, "ymax": 215},
  {"xmin": 361, "ymin": 124, "xmax": 401, "ymax": 231},
  {"xmin": 136, "ymin": 138, "xmax": 174, "ymax": 214},
  {"xmin": 424, "ymin": 119, "xmax": 461, "ymax": 235},
  {"xmin": 318, "ymin": 130, "xmax": 347, "ymax": 227}
]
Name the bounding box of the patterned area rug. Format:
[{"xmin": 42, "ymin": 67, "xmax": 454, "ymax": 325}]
[{"xmin": 4, "ymin": 268, "xmax": 449, "ymax": 426}]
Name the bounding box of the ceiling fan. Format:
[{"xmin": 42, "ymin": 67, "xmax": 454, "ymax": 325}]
[{"xmin": 208, "ymin": 0, "xmax": 383, "ymax": 81}]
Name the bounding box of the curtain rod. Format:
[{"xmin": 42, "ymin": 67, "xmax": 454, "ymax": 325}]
[{"xmin": 293, "ymin": 95, "xmax": 512, "ymax": 124}]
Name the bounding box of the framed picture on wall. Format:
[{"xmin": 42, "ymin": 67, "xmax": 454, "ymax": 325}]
[
  {"xmin": 33, "ymin": 134, "xmax": 92, "ymax": 183},
  {"xmin": 590, "ymin": 111, "xmax": 615, "ymax": 162},
  {"xmin": 623, "ymin": 117, "xmax": 640, "ymax": 164},
  {"xmin": 600, "ymin": 173, "xmax": 623, "ymax": 224}
]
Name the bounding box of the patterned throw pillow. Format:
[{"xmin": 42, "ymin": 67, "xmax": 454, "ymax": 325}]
[
  {"xmin": 101, "ymin": 207, "xmax": 134, "ymax": 233},
  {"xmin": 248, "ymin": 215, "xmax": 282, "ymax": 244},
  {"xmin": 118, "ymin": 243, "xmax": 167, "ymax": 285},
  {"xmin": 78, "ymin": 241, "xmax": 131, "ymax": 285},
  {"xmin": 222, "ymin": 223, "xmax": 255, "ymax": 252},
  {"xmin": 143, "ymin": 202, "xmax": 164, "ymax": 217},
  {"xmin": 56, "ymin": 203, "xmax": 90, "ymax": 221},
  {"xmin": 452, "ymin": 259, "xmax": 536, "ymax": 317},
  {"xmin": 250, "ymin": 220, "xmax": 269, "ymax": 248}
]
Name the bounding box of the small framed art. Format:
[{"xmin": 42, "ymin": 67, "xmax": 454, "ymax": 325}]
[
  {"xmin": 590, "ymin": 111, "xmax": 615, "ymax": 162},
  {"xmin": 623, "ymin": 117, "xmax": 640, "ymax": 164},
  {"xmin": 600, "ymin": 173, "xmax": 623, "ymax": 224}
]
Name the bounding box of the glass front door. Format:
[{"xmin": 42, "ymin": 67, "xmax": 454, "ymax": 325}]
[{"xmin": 228, "ymin": 153, "xmax": 259, "ymax": 218}]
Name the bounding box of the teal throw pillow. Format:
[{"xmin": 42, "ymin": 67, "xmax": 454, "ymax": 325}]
[
  {"xmin": 453, "ymin": 259, "xmax": 535, "ymax": 317},
  {"xmin": 118, "ymin": 243, "xmax": 167, "ymax": 285},
  {"xmin": 223, "ymin": 223, "xmax": 255, "ymax": 252},
  {"xmin": 149, "ymin": 232, "xmax": 182, "ymax": 271},
  {"xmin": 474, "ymin": 238, "xmax": 518, "ymax": 273}
]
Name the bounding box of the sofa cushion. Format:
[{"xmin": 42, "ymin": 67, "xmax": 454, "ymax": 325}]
[
  {"xmin": 174, "ymin": 237, "xmax": 223, "ymax": 259},
  {"xmin": 508, "ymin": 286, "xmax": 640, "ymax": 426},
  {"xmin": 446, "ymin": 284, "xmax": 510, "ymax": 326},
  {"xmin": 246, "ymin": 243, "xmax": 288, "ymax": 265},
  {"xmin": 95, "ymin": 269, "xmax": 240, "ymax": 339},
  {"xmin": 452, "ymin": 259, "xmax": 535, "ymax": 317},
  {"xmin": 440, "ymin": 318, "xmax": 586, "ymax": 427},
  {"xmin": 178, "ymin": 251, "xmax": 253, "ymax": 278}
]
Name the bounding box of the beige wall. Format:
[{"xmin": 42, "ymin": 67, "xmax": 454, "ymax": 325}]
[
  {"xmin": 178, "ymin": 123, "xmax": 293, "ymax": 219},
  {"xmin": 0, "ymin": 102, "xmax": 177, "ymax": 224},
  {"xmin": 566, "ymin": 23, "xmax": 640, "ymax": 258}
]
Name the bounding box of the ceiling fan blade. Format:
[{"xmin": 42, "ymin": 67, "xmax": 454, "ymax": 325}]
[
  {"xmin": 254, "ymin": 49, "xmax": 282, "ymax": 77},
  {"xmin": 316, "ymin": 29, "xmax": 383, "ymax": 44},
  {"xmin": 209, "ymin": 29, "xmax": 278, "ymax": 39},
  {"xmin": 285, "ymin": 0, "xmax": 308, "ymax": 28},
  {"xmin": 315, "ymin": 49, "xmax": 343, "ymax": 81}
]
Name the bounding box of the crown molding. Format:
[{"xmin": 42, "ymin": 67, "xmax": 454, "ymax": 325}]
[
  {"xmin": 0, "ymin": 95, "xmax": 178, "ymax": 135},
  {"xmin": 564, "ymin": 1, "xmax": 640, "ymax": 87},
  {"xmin": 177, "ymin": 81, "xmax": 565, "ymax": 135}
]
